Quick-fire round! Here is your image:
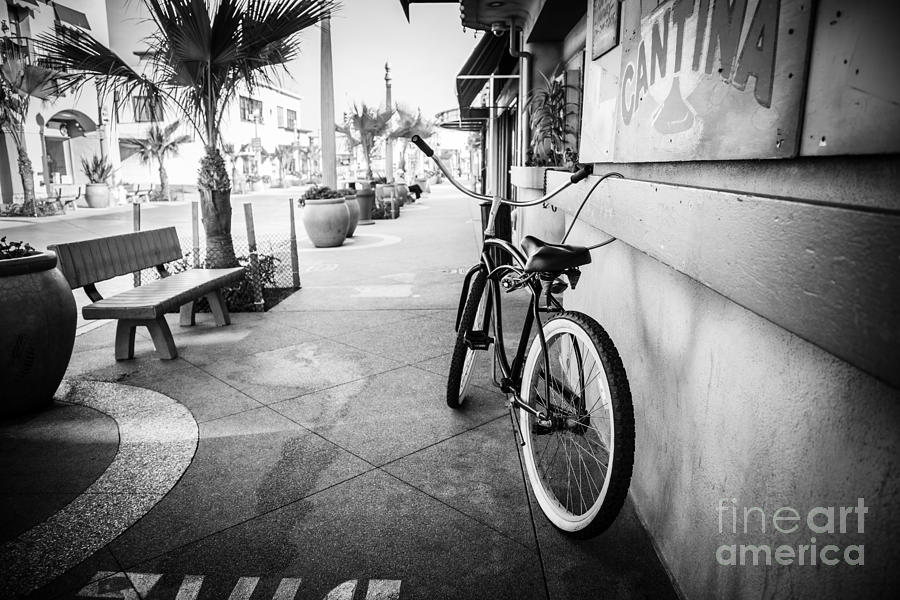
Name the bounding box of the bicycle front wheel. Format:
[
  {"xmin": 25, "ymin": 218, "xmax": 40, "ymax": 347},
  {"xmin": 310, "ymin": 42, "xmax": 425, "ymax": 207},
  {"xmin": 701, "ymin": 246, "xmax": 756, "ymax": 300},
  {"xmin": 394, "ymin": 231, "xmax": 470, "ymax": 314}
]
[
  {"xmin": 520, "ymin": 312, "xmax": 634, "ymax": 537},
  {"xmin": 446, "ymin": 268, "xmax": 490, "ymax": 408}
]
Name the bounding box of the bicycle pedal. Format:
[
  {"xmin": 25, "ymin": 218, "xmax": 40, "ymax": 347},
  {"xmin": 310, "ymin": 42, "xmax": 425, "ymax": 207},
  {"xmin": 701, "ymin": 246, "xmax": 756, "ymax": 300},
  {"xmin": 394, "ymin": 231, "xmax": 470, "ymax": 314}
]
[{"xmin": 464, "ymin": 330, "xmax": 493, "ymax": 350}]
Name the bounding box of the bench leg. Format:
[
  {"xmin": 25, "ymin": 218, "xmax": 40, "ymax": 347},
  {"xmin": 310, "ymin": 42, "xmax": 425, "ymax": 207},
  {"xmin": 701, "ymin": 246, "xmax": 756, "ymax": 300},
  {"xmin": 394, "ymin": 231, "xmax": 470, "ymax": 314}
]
[
  {"xmin": 205, "ymin": 289, "xmax": 231, "ymax": 326},
  {"xmin": 115, "ymin": 320, "xmax": 137, "ymax": 361},
  {"xmin": 179, "ymin": 301, "xmax": 196, "ymax": 326},
  {"xmin": 146, "ymin": 316, "xmax": 178, "ymax": 359}
]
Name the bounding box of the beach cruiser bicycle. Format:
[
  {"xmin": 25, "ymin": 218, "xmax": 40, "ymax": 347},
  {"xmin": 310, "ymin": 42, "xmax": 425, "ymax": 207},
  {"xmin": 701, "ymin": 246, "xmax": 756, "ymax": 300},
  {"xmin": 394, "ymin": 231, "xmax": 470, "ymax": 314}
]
[{"xmin": 411, "ymin": 136, "xmax": 634, "ymax": 538}]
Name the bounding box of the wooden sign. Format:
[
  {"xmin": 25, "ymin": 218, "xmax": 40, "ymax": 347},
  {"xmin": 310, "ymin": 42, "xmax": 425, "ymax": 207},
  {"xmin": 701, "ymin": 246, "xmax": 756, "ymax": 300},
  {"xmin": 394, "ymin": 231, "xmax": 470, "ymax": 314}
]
[
  {"xmin": 614, "ymin": 0, "xmax": 813, "ymax": 161},
  {"xmin": 592, "ymin": 0, "xmax": 621, "ymax": 60}
]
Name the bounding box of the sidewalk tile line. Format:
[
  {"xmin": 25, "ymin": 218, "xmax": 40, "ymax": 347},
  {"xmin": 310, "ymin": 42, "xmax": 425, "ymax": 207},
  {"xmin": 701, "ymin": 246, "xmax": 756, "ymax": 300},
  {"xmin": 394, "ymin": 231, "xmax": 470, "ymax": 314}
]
[
  {"xmin": 110, "ymin": 466, "xmax": 381, "ymax": 575},
  {"xmin": 407, "ymin": 361, "xmax": 504, "ymax": 396},
  {"xmin": 275, "ymin": 311, "xmax": 431, "ymax": 340},
  {"xmin": 377, "ymin": 468, "xmax": 536, "ymax": 554},
  {"xmin": 508, "ymin": 410, "xmax": 553, "ymax": 600}
]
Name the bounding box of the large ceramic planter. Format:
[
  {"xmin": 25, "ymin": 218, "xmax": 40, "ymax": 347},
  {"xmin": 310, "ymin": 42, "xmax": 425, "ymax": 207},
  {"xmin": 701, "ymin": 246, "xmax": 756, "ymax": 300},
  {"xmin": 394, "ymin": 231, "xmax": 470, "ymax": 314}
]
[
  {"xmin": 356, "ymin": 183, "xmax": 375, "ymax": 226},
  {"xmin": 85, "ymin": 183, "xmax": 109, "ymax": 208},
  {"xmin": 375, "ymin": 183, "xmax": 395, "ymax": 202},
  {"xmin": 344, "ymin": 195, "xmax": 360, "ymax": 237},
  {"xmin": 302, "ymin": 198, "xmax": 349, "ymax": 247},
  {"xmin": 0, "ymin": 251, "xmax": 76, "ymax": 418},
  {"xmin": 395, "ymin": 183, "xmax": 409, "ymax": 206}
]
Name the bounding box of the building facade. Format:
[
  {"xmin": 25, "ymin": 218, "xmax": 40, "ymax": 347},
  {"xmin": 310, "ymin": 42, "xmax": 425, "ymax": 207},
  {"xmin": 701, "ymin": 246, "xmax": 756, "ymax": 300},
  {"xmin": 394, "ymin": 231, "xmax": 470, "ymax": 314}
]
[
  {"xmin": 0, "ymin": 0, "xmax": 112, "ymax": 203},
  {"xmin": 0, "ymin": 0, "xmax": 307, "ymax": 206},
  {"xmin": 410, "ymin": 0, "xmax": 900, "ymax": 597}
]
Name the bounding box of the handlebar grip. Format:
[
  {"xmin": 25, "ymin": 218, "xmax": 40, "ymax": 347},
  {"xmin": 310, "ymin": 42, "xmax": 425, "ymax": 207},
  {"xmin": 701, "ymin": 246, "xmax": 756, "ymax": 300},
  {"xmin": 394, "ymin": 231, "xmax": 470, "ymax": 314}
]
[
  {"xmin": 570, "ymin": 164, "xmax": 593, "ymax": 184},
  {"xmin": 411, "ymin": 135, "xmax": 434, "ymax": 157}
]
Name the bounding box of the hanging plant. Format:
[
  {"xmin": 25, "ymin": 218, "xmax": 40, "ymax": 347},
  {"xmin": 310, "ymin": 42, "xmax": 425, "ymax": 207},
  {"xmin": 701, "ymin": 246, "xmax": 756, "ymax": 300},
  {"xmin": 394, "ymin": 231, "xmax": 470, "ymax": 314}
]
[{"xmin": 525, "ymin": 67, "xmax": 580, "ymax": 168}]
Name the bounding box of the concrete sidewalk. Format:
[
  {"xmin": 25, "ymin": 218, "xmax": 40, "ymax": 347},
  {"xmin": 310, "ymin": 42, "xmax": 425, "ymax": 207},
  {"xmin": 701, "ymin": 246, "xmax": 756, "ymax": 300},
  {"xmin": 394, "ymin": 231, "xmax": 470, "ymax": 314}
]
[{"xmin": 0, "ymin": 186, "xmax": 677, "ymax": 599}]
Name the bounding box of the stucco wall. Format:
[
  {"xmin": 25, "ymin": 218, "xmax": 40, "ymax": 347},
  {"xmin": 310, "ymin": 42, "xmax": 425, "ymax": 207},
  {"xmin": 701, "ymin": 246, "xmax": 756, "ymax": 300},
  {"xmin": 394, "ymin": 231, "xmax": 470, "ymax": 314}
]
[
  {"xmin": 562, "ymin": 212, "xmax": 900, "ymax": 598},
  {"xmin": 513, "ymin": 0, "xmax": 897, "ymax": 595}
]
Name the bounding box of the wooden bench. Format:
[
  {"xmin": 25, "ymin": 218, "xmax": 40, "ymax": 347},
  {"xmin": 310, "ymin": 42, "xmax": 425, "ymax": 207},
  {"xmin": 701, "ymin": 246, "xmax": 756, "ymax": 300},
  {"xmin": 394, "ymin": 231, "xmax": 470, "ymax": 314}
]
[
  {"xmin": 123, "ymin": 184, "xmax": 151, "ymax": 204},
  {"xmin": 51, "ymin": 227, "xmax": 244, "ymax": 360},
  {"xmin": 54, "ymin": 186, "xmax": 82, "ymax": 211}
]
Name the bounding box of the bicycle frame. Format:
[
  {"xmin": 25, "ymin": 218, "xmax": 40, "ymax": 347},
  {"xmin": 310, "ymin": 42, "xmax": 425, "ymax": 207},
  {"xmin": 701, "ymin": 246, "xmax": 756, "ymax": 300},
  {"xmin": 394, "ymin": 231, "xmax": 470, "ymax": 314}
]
[
  {"xmin": 409, "ymin": 135, "xmax": 598, "ymax": 425},
  {"xmin": 461, "ymin": 236, "xmax": 562, "ymax": 426}
]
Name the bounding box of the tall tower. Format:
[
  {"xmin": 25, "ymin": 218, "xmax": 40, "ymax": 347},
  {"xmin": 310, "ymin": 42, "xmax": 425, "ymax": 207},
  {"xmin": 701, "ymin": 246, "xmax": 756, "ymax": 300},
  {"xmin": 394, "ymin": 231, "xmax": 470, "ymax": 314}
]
[{"xmin": 384, "ymin": 62, "xmax": 393, "ymax": 182}]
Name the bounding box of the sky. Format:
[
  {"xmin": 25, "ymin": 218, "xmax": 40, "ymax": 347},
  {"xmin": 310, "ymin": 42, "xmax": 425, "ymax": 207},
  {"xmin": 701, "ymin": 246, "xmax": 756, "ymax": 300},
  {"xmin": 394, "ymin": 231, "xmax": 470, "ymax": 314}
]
[{"xmin": 281, "ymin": 0, "xmax": 482, "ymax": 149}]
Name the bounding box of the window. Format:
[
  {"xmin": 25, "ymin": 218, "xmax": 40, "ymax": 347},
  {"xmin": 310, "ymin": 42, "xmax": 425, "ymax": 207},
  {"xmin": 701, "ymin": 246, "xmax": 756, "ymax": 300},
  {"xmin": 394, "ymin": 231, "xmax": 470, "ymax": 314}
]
[
  {"xmin": 277, "ymin": 106, "xmax": 285, "ymax": 128},
  {"xmin": 240, "ymin": 96, "xmax": 263, "ymax": 123},
  {"xmin": 133, "ymin": 96, "xmax": 162, "ymax": 122},
  {"xmin": 45, "ymin": 138, "xmax": 69, "ymax": 179},
  {"xmin": 285, "ymin": 109, "xmax": 297, "ymax": 131}
]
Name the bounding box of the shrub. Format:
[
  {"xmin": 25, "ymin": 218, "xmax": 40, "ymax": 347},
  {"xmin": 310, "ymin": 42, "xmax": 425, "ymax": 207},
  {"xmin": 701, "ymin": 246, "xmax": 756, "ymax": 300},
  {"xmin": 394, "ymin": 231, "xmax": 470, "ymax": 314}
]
[
  {"xmin": 302, "ymin": 185, "xmax": 344, "ymax": 200},
  {"xmin": 0, "ymin": 236, "xmax": 38, "ymax": 260}
]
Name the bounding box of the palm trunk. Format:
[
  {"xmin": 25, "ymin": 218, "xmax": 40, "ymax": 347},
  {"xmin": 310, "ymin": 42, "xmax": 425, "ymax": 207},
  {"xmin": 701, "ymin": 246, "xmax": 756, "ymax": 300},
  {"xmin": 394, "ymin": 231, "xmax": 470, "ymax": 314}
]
[
  {"xmin": 198, "ymin": 146, "xmax": 237, "ymax": 268},
  {"xmin": 399, "ymin": 139, "xmax": 409, "ymax": 174},
  {"xmin": 158, "ymin": 161, "xmax": 170, "ymax": 201},
  {"xmin": 15, "ymin": 141, "xmax": 36, "ymax": 208}
]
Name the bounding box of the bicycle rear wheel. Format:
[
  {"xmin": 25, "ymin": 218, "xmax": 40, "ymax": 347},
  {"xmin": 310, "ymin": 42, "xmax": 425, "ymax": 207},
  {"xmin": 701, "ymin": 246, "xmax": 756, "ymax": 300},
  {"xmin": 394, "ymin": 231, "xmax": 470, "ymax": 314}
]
[
  {"xmin": 446, "ymin": 268, "xmax": 490, "ymax": 408},
  {"xmin": 519, "ymin": 311, "xmax": 634, "ymax": 537}
]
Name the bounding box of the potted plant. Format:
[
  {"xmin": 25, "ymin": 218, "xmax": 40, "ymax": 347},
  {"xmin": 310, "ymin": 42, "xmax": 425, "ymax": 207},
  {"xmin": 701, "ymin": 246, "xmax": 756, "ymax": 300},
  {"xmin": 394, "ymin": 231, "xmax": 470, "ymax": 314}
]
[
  {"xmin": 336, "ymin": 102, "xmax": 393, "ymax": 225},
  {"xmin": 81, "ymin": 155, "xmax": 114, "ymax": 208},
  {"xmin": 512, "ymin": 66, "xmax": 580, "ymax": 245},
  {"xmin": 339, "ymin": 187, "xmax": 360, "ymax": 237},
  {"xmin": 300, "ymin": 185, "xmax": 350, "ymax": 248},
  {"xmin": 389, "ymin": 105, "xmax": 435, "ymax": 205},
  {"xmin": 0, "ymin": 236, "xmax": 76, "ymax": 418}
]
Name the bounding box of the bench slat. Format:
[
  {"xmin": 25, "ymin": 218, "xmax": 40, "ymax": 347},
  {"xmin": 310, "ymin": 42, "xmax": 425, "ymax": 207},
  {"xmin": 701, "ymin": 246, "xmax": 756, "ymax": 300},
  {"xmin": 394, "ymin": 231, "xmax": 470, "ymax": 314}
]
[
  {"xmin": 81, "ymin": 267, "xmax": 244, "ymax": 320},
  {"xmin": 51, "ymin": 227, "xmax": 183, "ymax": 289}
]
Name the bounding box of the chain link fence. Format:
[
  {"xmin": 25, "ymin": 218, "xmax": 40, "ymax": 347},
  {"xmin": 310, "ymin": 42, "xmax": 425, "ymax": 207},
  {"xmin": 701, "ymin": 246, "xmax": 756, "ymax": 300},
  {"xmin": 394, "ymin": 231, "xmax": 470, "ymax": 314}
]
[{"xmin": 138, "ymin": 232, "xmax": 299, "ymax": 312}]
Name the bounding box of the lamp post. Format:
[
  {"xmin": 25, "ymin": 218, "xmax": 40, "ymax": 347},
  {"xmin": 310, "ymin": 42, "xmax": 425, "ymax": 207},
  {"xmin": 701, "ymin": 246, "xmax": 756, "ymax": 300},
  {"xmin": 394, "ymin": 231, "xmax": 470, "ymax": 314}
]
[{"xmin": 384, "ymin": 62, "xmax": 393, "ymax": 182}]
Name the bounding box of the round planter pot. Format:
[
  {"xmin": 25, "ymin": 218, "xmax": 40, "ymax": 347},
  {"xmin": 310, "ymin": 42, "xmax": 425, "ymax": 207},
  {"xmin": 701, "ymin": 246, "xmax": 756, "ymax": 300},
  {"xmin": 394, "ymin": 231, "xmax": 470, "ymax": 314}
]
[
  {"xmin": 356, "ymin": 186, "xmax": 376, "ymax": 226},
  {"xmin": 302, "ymin": 198, "xmax": 350, "ymax": 247},
  {"xmin": 395, "ymin": 183, "xmax": 409, "ymax": 206},
  {"xmin": 344, "ymin": 195, "xmax": 360, "ymax": 237},
  {"xmin": 375, "ymin": 183, "xmax": 395, "ymax": 202},
  {"xmin": 0, "ymin": 252, "xmax": 76, "ymax": 418},
  {"xmin": 85, "ymin": 183, "xmax": 109, "ymax": 208}
]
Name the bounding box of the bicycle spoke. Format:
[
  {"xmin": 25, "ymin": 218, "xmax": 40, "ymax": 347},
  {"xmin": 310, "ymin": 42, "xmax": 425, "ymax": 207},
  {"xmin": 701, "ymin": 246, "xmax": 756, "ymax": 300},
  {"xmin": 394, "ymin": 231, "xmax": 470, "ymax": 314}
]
[{"xmin": 573, "ymin": 436, "xmax": 610, "ymax": 472}]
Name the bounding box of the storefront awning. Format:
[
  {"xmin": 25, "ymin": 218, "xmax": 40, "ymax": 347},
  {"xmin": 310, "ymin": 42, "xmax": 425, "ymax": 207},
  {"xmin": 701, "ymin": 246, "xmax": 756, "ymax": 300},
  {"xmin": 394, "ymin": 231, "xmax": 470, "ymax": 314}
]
[
  {"xmin": 456, "ymin": 31, "xmax": 516, "ymax": 110},
  {"xmin": 435, "ymin": 107, "xmax": 489, "ymax": 132},
  {"xmin": 53, "ymin": 3, "xmax": 91, "ymax": 30},
  {"xmin": 397, "ymin": 0, "xmax": 457, "ymax": 22}
]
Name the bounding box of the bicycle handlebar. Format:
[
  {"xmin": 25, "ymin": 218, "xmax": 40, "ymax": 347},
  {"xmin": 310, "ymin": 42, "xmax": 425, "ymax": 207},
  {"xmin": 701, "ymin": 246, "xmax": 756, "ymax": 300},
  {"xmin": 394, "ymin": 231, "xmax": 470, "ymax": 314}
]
[
  {"xmin": 411, "ymin": 135, "xmax": 434, "ymax": 157},
  {"xmin": 410, "ymin": 137, "xmax": 616, "ymax": 236}
]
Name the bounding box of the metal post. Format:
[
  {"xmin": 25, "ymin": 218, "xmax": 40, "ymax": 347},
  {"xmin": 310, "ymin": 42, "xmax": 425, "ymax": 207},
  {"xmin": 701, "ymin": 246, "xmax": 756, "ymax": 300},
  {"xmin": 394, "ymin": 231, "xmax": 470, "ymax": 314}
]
[
  {"xmin": 132, "ymin": 203, "xmax": 141, "ymax": 287},
  {"xmin": 191, "ymin": 200, "xmax": 200, "ymax": 268},
  {"xmin": 488, "ymin": 75, "xmax": 496, "ymax": 195},
  {"xmin": 289, "ymin": 198, "xmax": 301, "ymax": 289},
  {"xmin": 243, "ymin": 202, "xmax": 265, "ymax": 311}
]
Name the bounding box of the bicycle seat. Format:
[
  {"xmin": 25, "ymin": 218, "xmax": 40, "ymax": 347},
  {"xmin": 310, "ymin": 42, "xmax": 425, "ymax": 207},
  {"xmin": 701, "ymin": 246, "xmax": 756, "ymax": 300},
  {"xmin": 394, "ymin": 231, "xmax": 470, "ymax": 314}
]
[{"xmin": 521, "ymin": 235, "xmax": 591, "ymax": 273}]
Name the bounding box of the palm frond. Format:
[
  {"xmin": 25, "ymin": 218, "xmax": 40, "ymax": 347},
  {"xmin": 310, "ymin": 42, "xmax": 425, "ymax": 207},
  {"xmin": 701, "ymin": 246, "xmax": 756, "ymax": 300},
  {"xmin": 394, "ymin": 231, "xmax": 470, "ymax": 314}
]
[{"xmin": 34, "ymin": 26, "xmax": 161, "ymax": 103}]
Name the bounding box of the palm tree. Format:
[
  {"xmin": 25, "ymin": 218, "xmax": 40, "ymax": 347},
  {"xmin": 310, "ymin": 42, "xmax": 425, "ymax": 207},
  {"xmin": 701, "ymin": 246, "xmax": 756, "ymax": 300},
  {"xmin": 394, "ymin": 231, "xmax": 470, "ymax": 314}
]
[
  {"xmin": 389, "ymin": 105, "xmax": 435, "ymax": 175},
  {"xmin": 335, "ymin": 102, "xmax": 393, "ymax": 181},
  {"xmin": 37, "ymin": 0, "xmax": 336, "ymax": 267},
  {"xmin": 0, "ymin": 48, "xmax": 66, "ymax": 209},
  {"xmin": 121, "ymin": 121, "xmax": 191, "ymax": 202},
  {"xmin": 274, "ymin": 144, "xmax": 295, "ymax": 186}
]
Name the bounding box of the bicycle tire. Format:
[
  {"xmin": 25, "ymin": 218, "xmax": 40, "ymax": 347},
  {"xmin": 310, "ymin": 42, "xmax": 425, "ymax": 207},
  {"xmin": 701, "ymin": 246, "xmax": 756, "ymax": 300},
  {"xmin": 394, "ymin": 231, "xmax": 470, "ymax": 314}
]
[
  {"xmin": 519, "ymin": 311, "xmax": 634, "ymax": 537},
  {"xmin": 446, "ymin": 267, "xmax": 489, "ymax": 409}
]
